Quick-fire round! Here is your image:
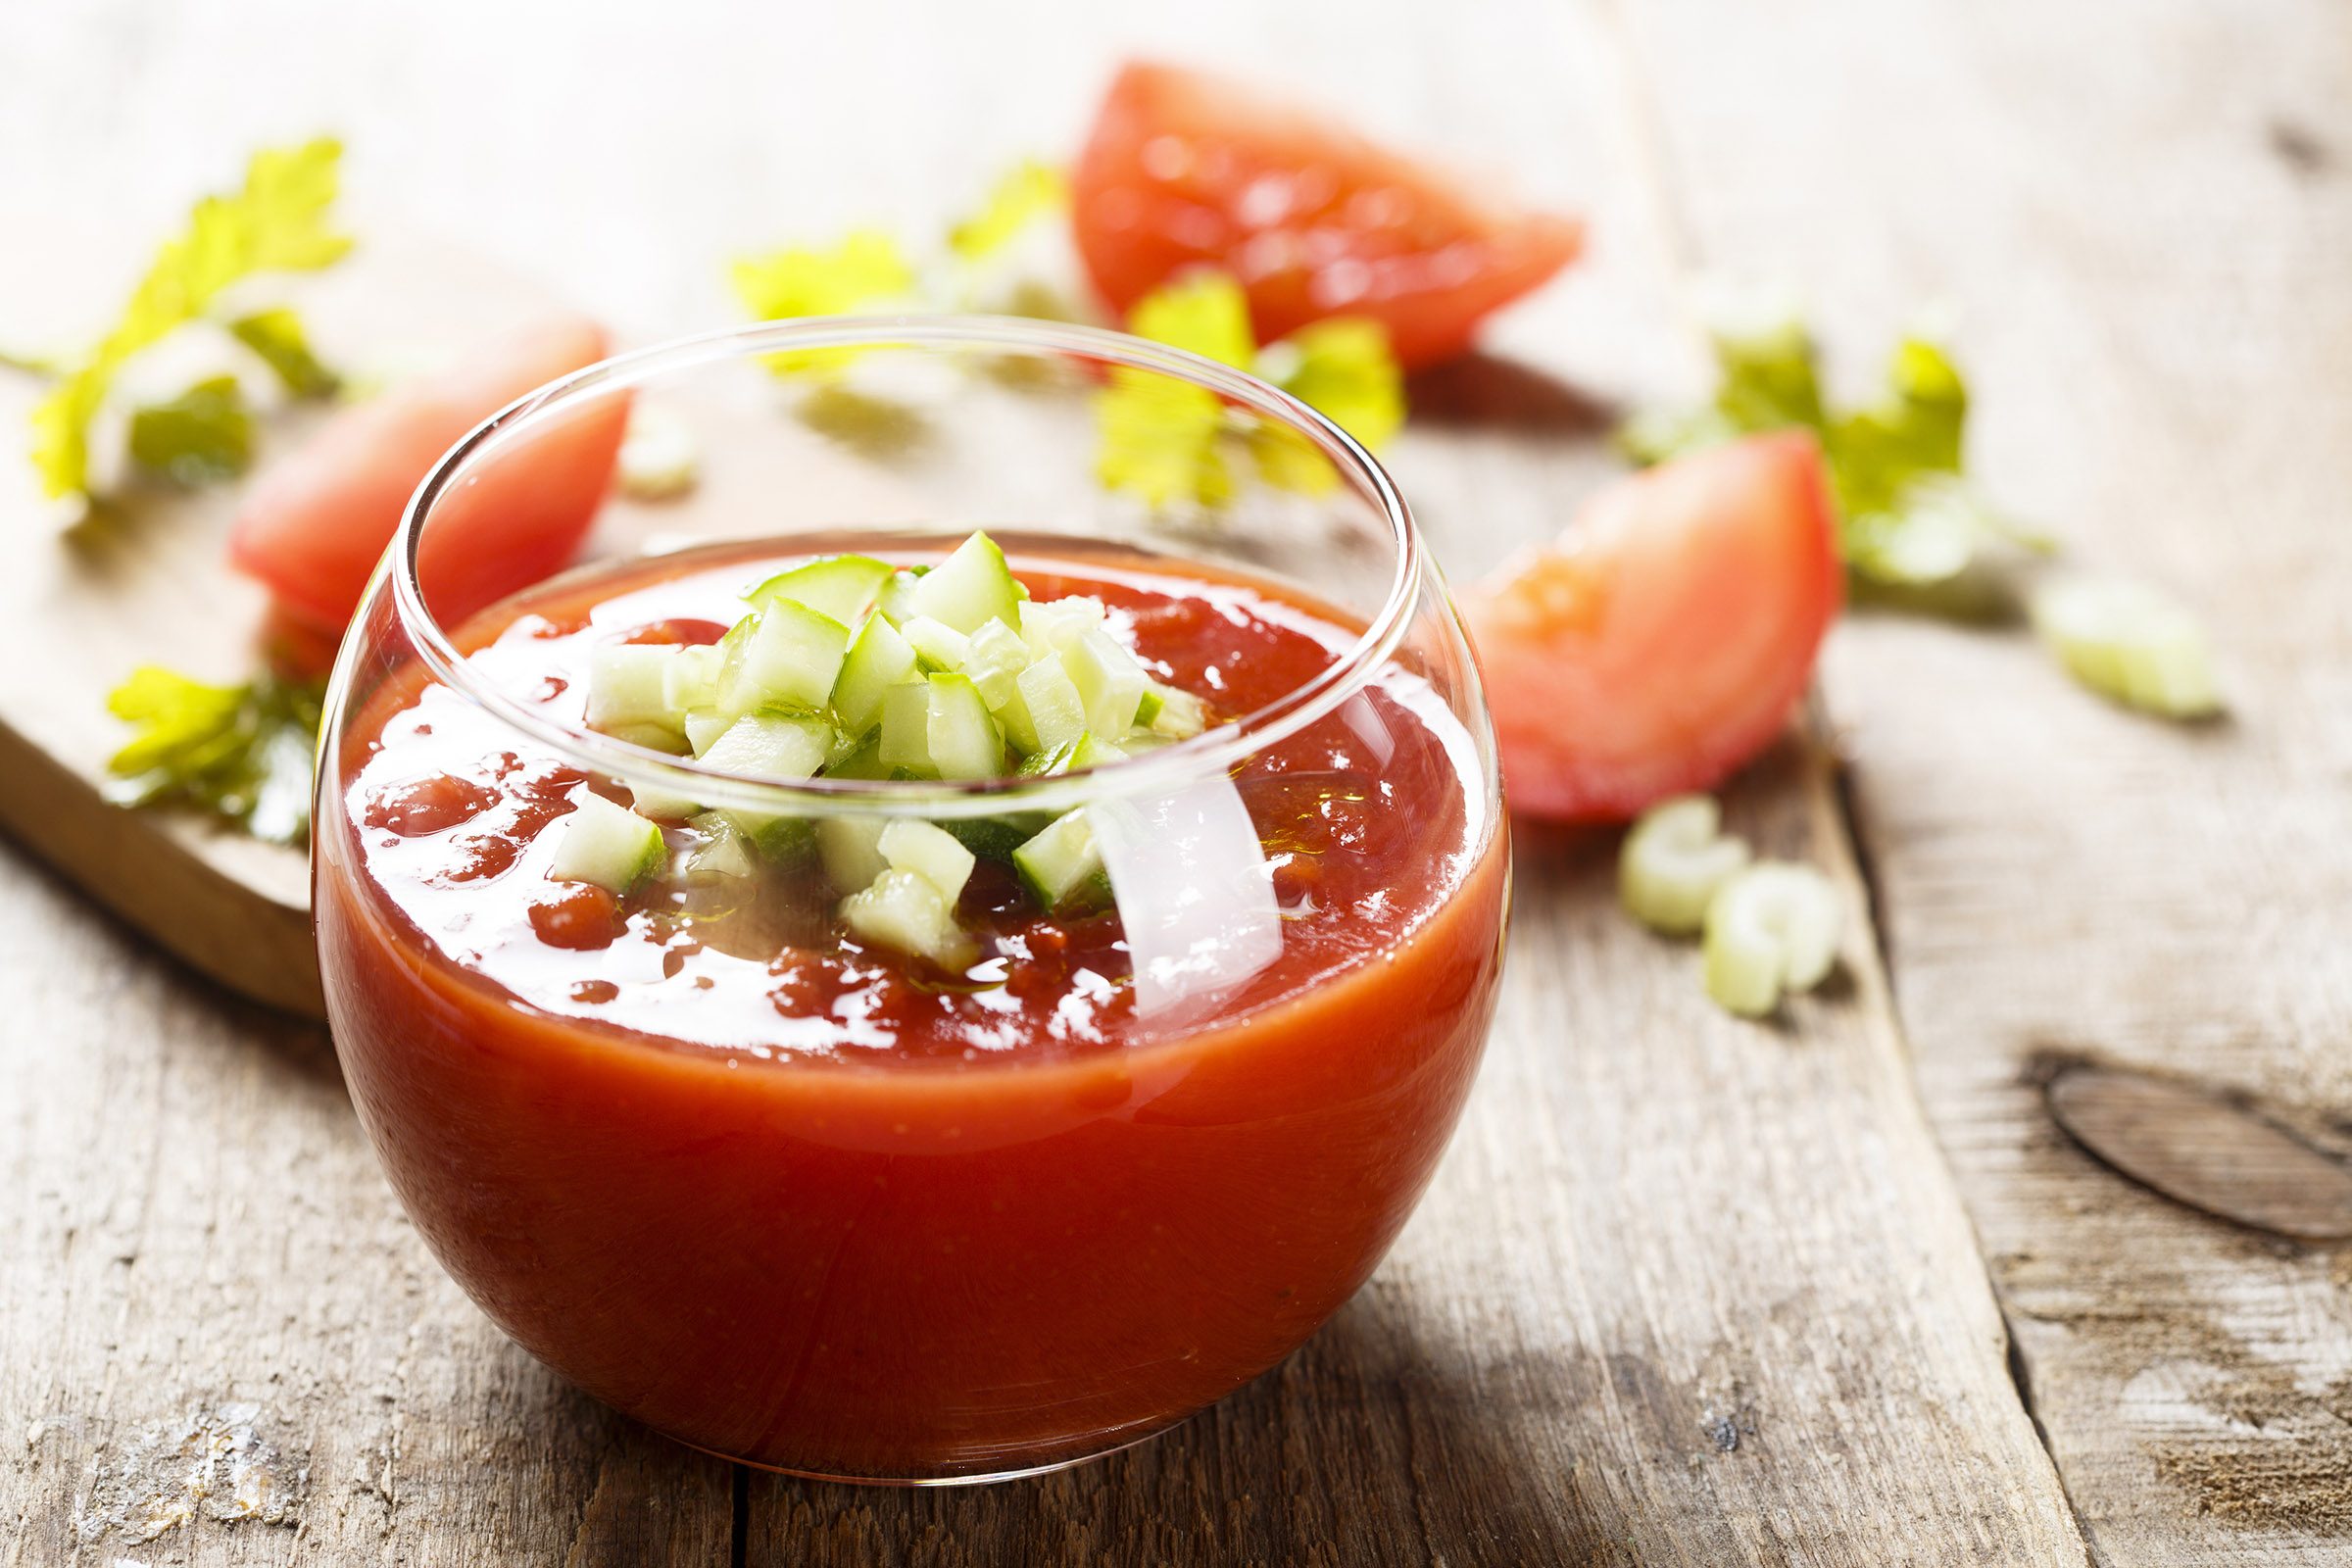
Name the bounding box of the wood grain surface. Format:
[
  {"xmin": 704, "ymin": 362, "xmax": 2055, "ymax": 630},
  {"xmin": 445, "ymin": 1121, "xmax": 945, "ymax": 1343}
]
[
  {"xmin": 0, "ymin": 0, "xmax": 2340, "ymax": 1563},
  {"xmin": 1621, "ymin": 0, "xmax": 2352, "ymax": 1556}
]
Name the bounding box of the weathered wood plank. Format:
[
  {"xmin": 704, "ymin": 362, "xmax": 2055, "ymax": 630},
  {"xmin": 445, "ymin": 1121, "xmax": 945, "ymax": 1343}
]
[
  {"xmin": 1618, "ymin": 0, "xmax": 2352, "ymax": 1555},
  {"xmin": 0, "ymin": 837, "xmax": 736, "ymax": 1565},
  {"xmin": 1, "ymin": 1, "xmax": 2099, "ymax": 1562}
]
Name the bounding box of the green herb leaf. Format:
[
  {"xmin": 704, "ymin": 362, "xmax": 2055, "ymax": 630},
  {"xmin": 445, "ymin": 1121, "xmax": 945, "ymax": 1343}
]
[
  {"xmin": 32, "ymin": 137, "xmax": 352, "ymax": 500},
  {"xmin": 227, "ymin": 306, "xmax": 340, "ymax": 398},
  {"xmin": 1127, "ymin": 270, "xmax": 1256, "ymax": 368},
  {"xmin": 1102, "ymin": 270, "xmax": 1406, "ymax": 503},
  {"xmin": 730, "ymin": 230, "xmax": 915, "ymax": 377},
  {"xmin": 1095, "ymin": 372, "xmax": 1234, "ymax": 507},
  {"xmin": 104, "ymin": 665, "xmax": 324, "ymax": 847},
  {"xmin": 1251, "ymin": 317, "xmax": 1405, "ymax": 493},
  {"xmin": 126, "ymin": 376, "xmax": 255, "ymax": 485},
  {"xmin": 1622, "ymin": 305, "xmax": 2042, "ymax": 589},
  {"xmin": 948, "ymin": 161, "xmax": 1068, "ymax": 264}
]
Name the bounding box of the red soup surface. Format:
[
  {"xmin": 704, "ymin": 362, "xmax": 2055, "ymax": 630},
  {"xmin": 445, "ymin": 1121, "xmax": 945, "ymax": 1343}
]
[{"xmin": 317, "ymin": 541, "xmax": 1507, "ymax": 1479}]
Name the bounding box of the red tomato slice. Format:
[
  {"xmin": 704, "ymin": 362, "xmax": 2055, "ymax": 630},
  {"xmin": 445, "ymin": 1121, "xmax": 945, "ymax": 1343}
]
[
  {"xmin": 1458, "ymin": 433, "xmax": 1844, "ymax": 822},
  {"xmin": 1072, "ymin": 62, "xmax": 1583, "ymax": 370},
  {"xmin": 228, "ymin": 312, "xmax": 624, "ymax": 637}
]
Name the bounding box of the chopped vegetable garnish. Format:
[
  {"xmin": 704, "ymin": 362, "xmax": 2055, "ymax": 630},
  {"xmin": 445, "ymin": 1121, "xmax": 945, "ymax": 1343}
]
[
  {"xmin": 548, "ymin": 792, "xmax": 667, "ymax": 894},
  {"xmin": 615, "ymin": 403, "xmax": 701, "ymax": 500},
  {"xmin": 125, "ymin": 375, "xmax": 255, "ymax": 485},
  {"xmin": 729, "ymin": 230, "xmax": 915, "ymax": 376},
  {"xmin": 948, "ymin": 160, "xmax": 1070, "ymax": 264},
  {"xmin": 1619, "ymin": 794, "xmax": 1752, "ymax": 936},
  {"xmin": 840, "ymin": 868, "xmax": 976, "ymax": 967},
  {"xmin": 33, "ymin": 137, "xmax": 352, "ymax": 501},
  {"xmin": 1622, "ymin": 301, "xmax": 2045, "ymax": 589},
  {"xmin": 571, "ymin": 531, "xmax": 1228, "ymax": 955},
  {"xmin": 2032, "ymin": 574, "xmax": 2224, "ymax": 719},
  {"xmin": 1701, "ymin": 861, "xmax": 1842, "ymax": 1018},
  {"xmin": 227, "ymin": 307, "xmax": 341, "ymax": 399},
  {"xmin": 103, "ymin": 664, "xmax": 323, "ymax": 847}
]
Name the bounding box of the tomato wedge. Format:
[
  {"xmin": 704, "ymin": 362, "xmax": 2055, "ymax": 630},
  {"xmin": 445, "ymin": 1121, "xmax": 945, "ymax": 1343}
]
[
  {"xmin": 1072, "ymin": 62, "xmax": 1582, "ymax": 370},
  {"xmin": 1458, "ymin": 433, "xmax": 1843, "ymax": 822},
  {"xmin": 228, "ymin": 312, "xmax": 624, "ymax": 638}
]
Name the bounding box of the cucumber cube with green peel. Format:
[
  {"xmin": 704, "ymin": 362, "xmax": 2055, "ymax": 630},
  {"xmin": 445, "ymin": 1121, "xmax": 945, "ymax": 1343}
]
[
  {"xmin": 1000, "ymin": 657, "xmax": 1088, "ymax": 755},
  {"xmin": 548, "ymin": 792, "xmax": 666, "ymax": 894},
  {"xmin": 831, "ymin": 612, "xmax": 917, "ymax": 736},
  {"xmin": 878, "ymin": 683, "xmax": 935, "ymax": 772},
  {"xmin": 718, "ymin": 600, "xmax": 852, "ymax": 713},
  {"xmin": 1062, "ymin": 627, "xmax": 1148, "ymax": 736},
  {"xmin": 925, "ymin": 673, "xmax": 1004, "ymax": 779},
  {"xmin": 878, "ymin": 818, "xmax": 976, "ymax": 902},
  {"xmin": 586, "ymin": 644, "xmax": 683, "ymax": 734},
  {"xmin": 697, "ymin": 710, "xmax": 833, "ymax": 781},
  {"xmin": 680, "ymin": 811, "xmax": 757, "ymax": 883},
  {"xmin": 1012, "ymin": 808, "xmax": 1109, "ymax": 913},
  {"xmin": 816, "ymin": 816, "xmax": 890, "ymax": 891},
  {"xmin": 900, "ymin": 615, "xmax": 971, "ymax": 673},
  {"xmin": 840, "ymin": 868, "xmax": 976, "ymax": 968},
  {"xmin": 742, "ymin": 554, "xmax": 894, "ymax": 625},
  {"xmin": 907, "ymin": 530, "xmax": 1021, "ymax": 633},
  {"xmin": 682, "ymin": 707, "xmax": 733, "ymax": 758},
  {"xmin": 662, "ymin": 645, "xmax": 722, "ymax": 714},
  {"xmin": 1143, "ymin": 682, "xmax": 1206, "ymax": 739},
  {"xmin": 962, "ymin": 619, "xmax": 1030, "ymax": 709}
]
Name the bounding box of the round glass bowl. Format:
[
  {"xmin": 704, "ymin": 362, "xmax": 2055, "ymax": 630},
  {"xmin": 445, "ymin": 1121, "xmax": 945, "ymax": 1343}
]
[{"xmin": 314, "ymin": 317, "xmax": 1508, "ymax": 1483}]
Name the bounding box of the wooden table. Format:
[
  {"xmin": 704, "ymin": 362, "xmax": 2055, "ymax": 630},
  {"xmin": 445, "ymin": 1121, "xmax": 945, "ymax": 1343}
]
[{"xmin": 6, "ymin": 1, "xmax": 2348, "ymax": 1561}]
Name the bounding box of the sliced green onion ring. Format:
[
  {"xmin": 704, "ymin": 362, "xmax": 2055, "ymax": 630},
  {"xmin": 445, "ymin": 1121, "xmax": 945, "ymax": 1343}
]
[{"xmin": 1619, "ymin": 794, "xmax": 1752, "ymax": 936}]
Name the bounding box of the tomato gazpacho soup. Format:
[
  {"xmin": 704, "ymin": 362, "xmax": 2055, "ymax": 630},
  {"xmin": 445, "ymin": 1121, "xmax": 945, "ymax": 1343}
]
[{"xmin": 317, "ymin": 529, "xmax": 1505, "ymax": 1480}]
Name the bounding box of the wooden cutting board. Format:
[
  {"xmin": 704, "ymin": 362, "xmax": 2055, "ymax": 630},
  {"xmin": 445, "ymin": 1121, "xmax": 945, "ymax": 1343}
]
[{"xmin": 0, "ymin": 231, "xmax": 908, "ymax": 1019}]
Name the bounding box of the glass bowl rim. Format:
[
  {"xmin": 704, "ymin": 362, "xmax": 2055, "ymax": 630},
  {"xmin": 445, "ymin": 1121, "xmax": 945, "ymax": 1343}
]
[{"xmin": 384, "ymin": 314, "xmax": 1422, "ymax": 820}]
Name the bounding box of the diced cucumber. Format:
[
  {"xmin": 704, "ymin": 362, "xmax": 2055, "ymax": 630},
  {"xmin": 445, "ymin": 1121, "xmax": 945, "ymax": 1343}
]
[
  {"xmin": 603, "ymin": 720, "xmax": 691, "ymax": 754},
  {"xmin": 908, "ymin": 530, "xmax": 1020, "ymax": 633},
  {"xmin": 662, "ymin": 645, "xmax": 722, "ymax": 714},
  {"xmin": 1000, "ymin": 657, "xmax": 1087, "ymax": 755},
  {"xmin": 1012, "ymin": 808, "xmax": 1109, "ymax": 913},
  {"xmin": 585, "ymin": 644, "xmax": 682, "ymax": 734},
  {"xmin": 717, "ymin": 600, "xmax": 852, "ymax": 714},
  {"xmin": 940, "ymin": 812, "xmax": 1050, "ymax": 860},
  {"xmin": 1020, "ymin": 732, "xmax": 1129, "ymax": 777},
  {"xmin": 839, "ymin": 868, "xmax": 976, "ymax": 968},
  {"xmin": 697, "ymin": 710, "xmax": 833, "ymax": 781},
  {"xmin": 628, "ymin": 775, "xmax": 704, "ymax": 821},
  {"xmin": 876, "ymin": 566, "xmax": 927, "ymax": 622},
  {"xmin": 830, "ymin": 612, "xmax": 917, "ymax": 737},
  {"xmin": 681, "ymin": 811, "xmax": 757, "ymax": 883},
  {"xmin": 1141, "ymin": 682, "xmax": 1206, "ymax": 739},
  {"xmin": 926, "ymin": 673, "xmax": 1004, "ymax": 779},
  {"xmin": 1062, "ymin": 627, "xmax": 1148, "ymax": 736},
  {"xmin": 900, "ymin": 614, "xmax": 971, "ymax": 673},
  {"xmin": 816, "ymin": 816, "xmax": 889, "ymax": 891},
  {"xmin": 827, "ymin": 736, "xmax": 889, "ymax": 779},
  {"xmin": 694, "ymin": 711, "xmax": 830, "ymax": 855},
  {"xmin": 962, "ymin": 619, "xmax": 1030, "ymax": 709},
  {"xmin": 879, "ymin": 682, "xmax": 935, "ymax": 773},
  {"xmin": 682, "ymin": 707, "xmax": 733, "ymax": 758},
  {"xmin": 548, "ymin": 792, "xmax": 665, "ymax": 894},
  {"xmin": 879, "ymin": 818, "xmax": 976, "ymax": 902},
  {"xmin": 719, "ymin": 808, "xmax": 816, "ymax": 861},
  {"xmin": 1017, "ymin": 595, "xmax": 1105, "ymax": 660},
  {"xmin": 743, "ymin": 554, "xmax": 894, "ymax": 624}
]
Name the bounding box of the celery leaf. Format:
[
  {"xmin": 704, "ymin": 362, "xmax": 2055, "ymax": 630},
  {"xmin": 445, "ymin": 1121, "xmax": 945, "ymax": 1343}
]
[
  {"xmin": 104, "ymin": 665, "xmax": 324, "ymax": 847},
  {"xmin": 31, "ymin": 137, "xmax": 352, "ymax": 500}
]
